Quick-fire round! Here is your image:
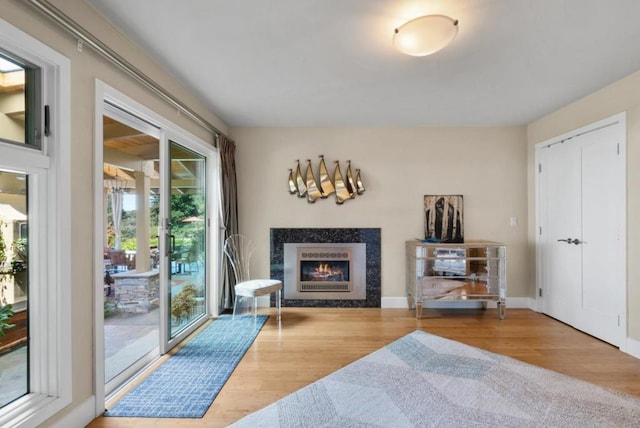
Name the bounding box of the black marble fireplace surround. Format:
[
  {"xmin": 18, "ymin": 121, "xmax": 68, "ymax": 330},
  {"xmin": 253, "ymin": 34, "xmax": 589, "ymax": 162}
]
[{"xmin": 270, "ymin": 228, "xmax": 381, "ymax": 308}]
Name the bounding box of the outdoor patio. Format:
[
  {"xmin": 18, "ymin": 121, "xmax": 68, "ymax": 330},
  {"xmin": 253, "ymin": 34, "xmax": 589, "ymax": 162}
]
[{"xmin": 104, "ymin": 265, "xmax": 205, "ymax": 385}]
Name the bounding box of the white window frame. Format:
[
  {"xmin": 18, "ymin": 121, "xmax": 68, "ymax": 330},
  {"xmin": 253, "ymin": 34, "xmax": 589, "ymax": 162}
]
[{"xmin": 0, "ymin": 18, "xmax": 72, "ymax": 428}]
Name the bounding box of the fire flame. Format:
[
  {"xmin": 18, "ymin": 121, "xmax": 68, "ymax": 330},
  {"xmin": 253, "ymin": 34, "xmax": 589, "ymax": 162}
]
[{"xmin": 311, "ymin": 263, "xmax": 344, "ymax": 280}]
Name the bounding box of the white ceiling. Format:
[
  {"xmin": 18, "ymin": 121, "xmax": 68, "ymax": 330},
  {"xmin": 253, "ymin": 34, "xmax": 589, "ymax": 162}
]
[{"xmin": 86, "ymin": 0, "xmax": 640, "ymax": 127}]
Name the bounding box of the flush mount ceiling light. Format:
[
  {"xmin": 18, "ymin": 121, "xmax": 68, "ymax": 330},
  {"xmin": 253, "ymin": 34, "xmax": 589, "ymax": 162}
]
[{"xmin": 393, "ymin": 14, "xmax": 459, "ymax": 56}]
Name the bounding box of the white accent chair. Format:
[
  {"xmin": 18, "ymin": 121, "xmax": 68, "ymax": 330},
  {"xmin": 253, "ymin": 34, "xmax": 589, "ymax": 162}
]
[{"xmin": 223, "ymin": 234, "xmax": 282, "ymax": 321}]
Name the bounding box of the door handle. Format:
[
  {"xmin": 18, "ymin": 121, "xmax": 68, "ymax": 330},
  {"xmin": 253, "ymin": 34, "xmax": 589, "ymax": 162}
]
[
  {"xmin": 165, "ymin": 233, "xmax": 176, "ymax": 257},
  {"xmin": 557, "ymin": 238, "xmax": 586, "ymax": 245}
]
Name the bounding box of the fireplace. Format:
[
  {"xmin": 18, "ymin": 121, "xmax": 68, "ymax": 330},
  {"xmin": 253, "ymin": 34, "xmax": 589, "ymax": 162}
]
[
  {"xmin": 271, "ymin": 228, "xmax": 380, "ymax": 308},
  {"xmin": 284, "ymin": 243, "xmax": 366, "ymax": 300}
]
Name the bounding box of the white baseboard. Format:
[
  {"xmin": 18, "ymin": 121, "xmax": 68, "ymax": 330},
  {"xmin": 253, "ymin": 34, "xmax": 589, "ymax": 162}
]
[
  {"xmin": 626, "ymin": 337, "xmax": 640, "ymax": 359},
  {"xmin": 381, "ymin": 296, "xmax": 533, "ymax": 309},
  {"xmin": 49, "ymin": 396, "xmax": 96, "ymax": 428},
  {"xmin": 381, "ymin": 297, "xmax": 411, "ymax": 308}
]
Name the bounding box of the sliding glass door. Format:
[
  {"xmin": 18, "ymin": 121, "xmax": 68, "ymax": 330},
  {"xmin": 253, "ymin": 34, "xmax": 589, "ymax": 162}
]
[
  {"xmin": 166, "ymin": 140, "xmax": 207, "ymax": 340},
  {"xmin": 102, "ymin": 115, "xmax": 212, "ymax": 397},
  {"xmin": 103, "ymin": 108, "xmax": 161, "ymax": 394}
]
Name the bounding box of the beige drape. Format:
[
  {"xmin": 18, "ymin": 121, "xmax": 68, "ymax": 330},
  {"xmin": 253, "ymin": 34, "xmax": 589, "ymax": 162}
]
[{"xmin": 217, "ymin": 134, "xmax": 239, "ymax": 309}]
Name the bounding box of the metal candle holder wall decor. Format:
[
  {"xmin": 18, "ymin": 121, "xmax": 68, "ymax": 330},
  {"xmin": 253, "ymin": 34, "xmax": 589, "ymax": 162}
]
[{"xmin": 288, "ymin": 155, "xmax": 365, "ymax": 204}]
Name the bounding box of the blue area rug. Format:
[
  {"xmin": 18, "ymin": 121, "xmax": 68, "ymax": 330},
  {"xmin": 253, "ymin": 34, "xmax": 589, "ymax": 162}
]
[{"xmin": 106, "ymin": 314, "xmax": 267, "ymax": 418}]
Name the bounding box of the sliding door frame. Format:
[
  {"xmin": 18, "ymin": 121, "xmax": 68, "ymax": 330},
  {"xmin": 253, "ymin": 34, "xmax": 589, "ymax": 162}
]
[
  {"xmin": 160, "ymin": 130, "xmax": 213, "ymax": 352},
  {"xmin": 94, "ymin": 80, "xmax": 219, "ymax": 415}
]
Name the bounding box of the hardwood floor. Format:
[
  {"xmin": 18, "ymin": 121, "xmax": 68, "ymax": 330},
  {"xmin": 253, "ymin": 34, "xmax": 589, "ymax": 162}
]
[{"xmin": 88, "ymin": 308, "xmax": 640, "ymax": 427}]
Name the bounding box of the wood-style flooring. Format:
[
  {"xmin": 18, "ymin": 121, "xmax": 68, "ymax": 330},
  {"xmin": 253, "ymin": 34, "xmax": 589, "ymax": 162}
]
[{"xmin": 88, "ymin": 308, "xmax": 640, "ymax": 427}]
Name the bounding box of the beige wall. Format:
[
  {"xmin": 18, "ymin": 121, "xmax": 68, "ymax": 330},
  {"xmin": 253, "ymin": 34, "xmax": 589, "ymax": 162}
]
[
  {"xmin": 2, "ymin": 0, "xmax": 638, "ymax": 424},
  {"xmin": 527, "ymin": 70, "xmax": 640, "ymax": 341},
  {"xmin": 2, "ymin": 0, "xmax": 227, "ymax": 425},
  {"xmin": 230, "ymin": 127, "xmax": 529, "ymax": 300}
]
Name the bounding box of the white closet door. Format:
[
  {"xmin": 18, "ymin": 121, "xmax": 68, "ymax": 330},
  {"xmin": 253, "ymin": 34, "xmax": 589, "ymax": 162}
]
[
  {"xmin": 578, "ymin": 125, "xmax": 625, "ymax": 345},
  {"xmin": 537, "ymin": 116, "xmax": 625, "ymax": 348},
  {"xmin": 541, "ymin": 140, "xmax": 582, "ymax": 327}
]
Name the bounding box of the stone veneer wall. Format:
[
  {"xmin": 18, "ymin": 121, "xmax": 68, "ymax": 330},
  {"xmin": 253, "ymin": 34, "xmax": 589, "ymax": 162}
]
[
  {"xmin": 270, "ymin": 228, "xmax": 381, "ymax": 307},
  {"xmin": 112, "ymin": 270, "xmax": 160, "ymax": 313}
]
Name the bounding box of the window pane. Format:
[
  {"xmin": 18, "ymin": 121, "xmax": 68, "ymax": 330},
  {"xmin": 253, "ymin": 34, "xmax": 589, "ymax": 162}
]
[
  {"xmin": 0, "ymin": 52, "xmax": 41, "ymax": 148},
  {"xmin": 0, "ymin": 170, "xmax": 28, "ymax": 408},
  {"xmin": 169, "ymin": 141, "xmax": 206, "ymax": 339},
  {"xmin": 103, "ymin": 114, "xmax": 161, "ymax": 390}
]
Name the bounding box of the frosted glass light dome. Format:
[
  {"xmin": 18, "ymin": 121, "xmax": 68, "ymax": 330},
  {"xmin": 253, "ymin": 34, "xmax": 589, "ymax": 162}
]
[{"xmin": 393, "ymin": 15, "xmax": 459, "ymax": 56}]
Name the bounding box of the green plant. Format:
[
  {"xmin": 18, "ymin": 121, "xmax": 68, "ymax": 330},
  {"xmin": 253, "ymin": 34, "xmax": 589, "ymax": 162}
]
[
  {"xmin": 0, "ymin": 220, "xmax": 6, "ymax": 265},
  {"xmin": 120, "ymin": 238, "xmax": 137, "ymax": 251},
  {"xmin": 185, "ymin": 240, "xmax": 200, "ymax": 263},
  {"xmin": 0, "ymin": 304, "xmax": 15, "ymax": 339},
  {"xmin": 11, "ymin": 260, "xmax": 25, "ymax": 274},
  {"xmin": 12, "ymin": 238, "xmax": 27, "ymax": 263},
  {"xmin": 170, "ymin": 284, "xmax": 197, "ymax": 321},
  {"xmin": 104, "ymin": 299, "xmax": 118, "ymax": 318}
]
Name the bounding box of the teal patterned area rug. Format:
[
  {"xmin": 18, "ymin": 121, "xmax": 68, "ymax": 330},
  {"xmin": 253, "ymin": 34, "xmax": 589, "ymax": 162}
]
[
  {"xmin": 231, "ymin": 330, "xmax": 640, "ymax": 427},
  {"xmin": 106, "ymin": 314, "xmax": 267, "ymax": 418}
]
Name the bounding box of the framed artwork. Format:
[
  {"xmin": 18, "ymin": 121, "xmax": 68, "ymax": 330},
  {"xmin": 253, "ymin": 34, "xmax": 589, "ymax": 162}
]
[{"xmin": 424, "ymin": 195, "xmax": 464, "ymax": 243}]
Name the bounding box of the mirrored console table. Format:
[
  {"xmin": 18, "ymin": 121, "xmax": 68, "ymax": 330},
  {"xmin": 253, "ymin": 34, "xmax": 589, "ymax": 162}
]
[{"xmin": 406, "ymin": 240, "xmax": 506, "ymax": 319}]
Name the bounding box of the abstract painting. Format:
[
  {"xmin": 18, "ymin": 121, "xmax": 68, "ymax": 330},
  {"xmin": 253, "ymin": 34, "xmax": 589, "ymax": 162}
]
[{"xmin": 424, "ymin": 195, "xmax": 464, "ymax": 243}]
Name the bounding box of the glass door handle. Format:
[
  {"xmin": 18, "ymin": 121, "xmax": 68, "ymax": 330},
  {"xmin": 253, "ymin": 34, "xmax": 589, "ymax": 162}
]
[{"xmin": 165, "ymin": 234, "xmax": 176, "ymax": 256}]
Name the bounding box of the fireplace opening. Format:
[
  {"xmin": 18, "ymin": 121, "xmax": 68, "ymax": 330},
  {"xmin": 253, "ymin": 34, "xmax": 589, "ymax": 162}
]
[
  {"xmin": 284, "ymin": 243, "xmax": 366, "ymax": 300},
  {"xmin": 300, "ymin": 260, "xmax": 349, "ymax": 282},
  {"xmin": 299, "ymin": 260, "xmax": 350, "ymax": 292}
]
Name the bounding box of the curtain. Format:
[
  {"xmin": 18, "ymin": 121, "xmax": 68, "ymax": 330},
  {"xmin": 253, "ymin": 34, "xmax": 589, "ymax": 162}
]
[
  {"xmin": 217, "ymin": 134, "xmax": 238, "ymax": 309},
  {"xmin": 110, "ymin": 189, "xmax": 123, "ymax": 249}
]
